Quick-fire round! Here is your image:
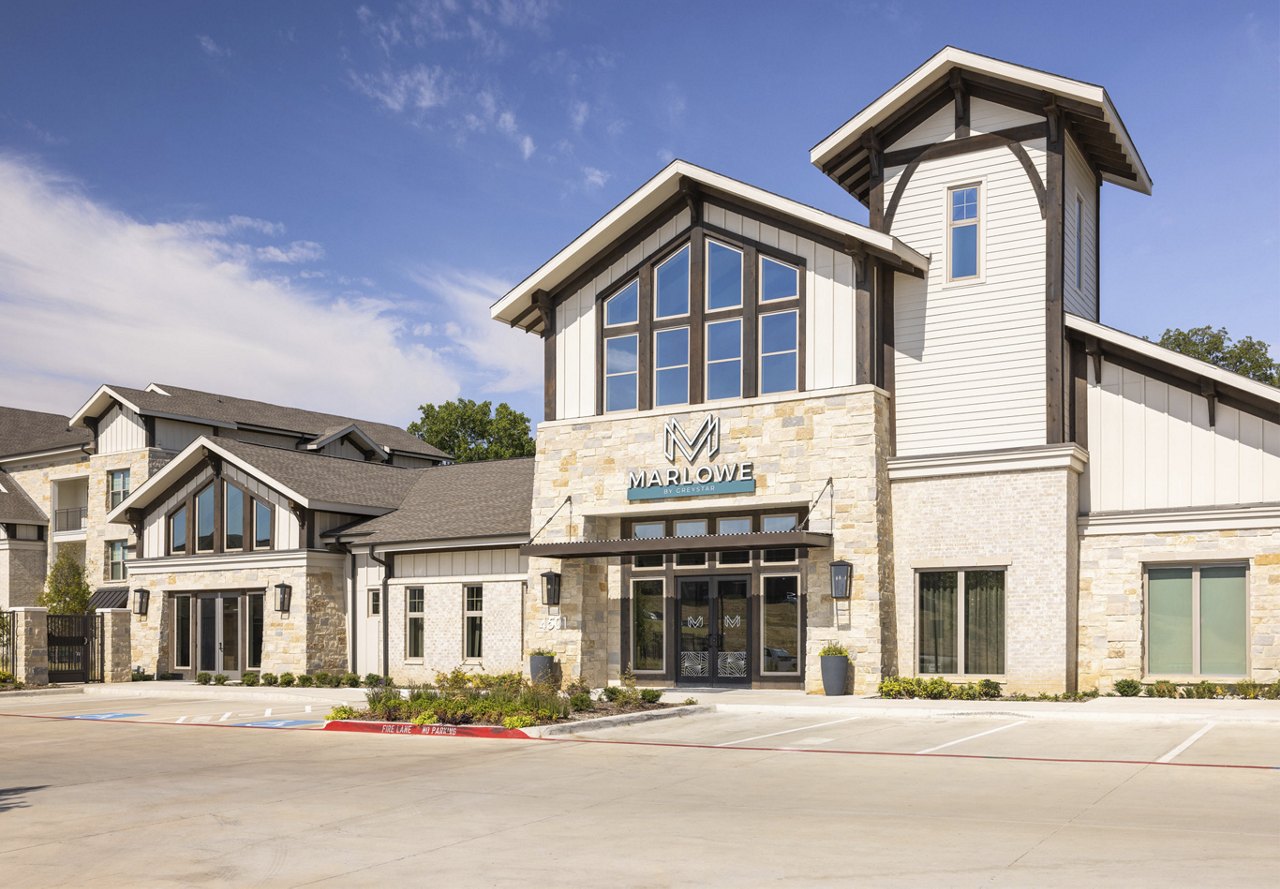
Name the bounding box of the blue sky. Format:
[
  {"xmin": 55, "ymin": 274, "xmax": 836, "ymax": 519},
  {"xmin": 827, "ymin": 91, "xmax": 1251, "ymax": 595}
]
[{"xmin": 1, "ymin": 1, "xmax": 1276, "ymax": 426}]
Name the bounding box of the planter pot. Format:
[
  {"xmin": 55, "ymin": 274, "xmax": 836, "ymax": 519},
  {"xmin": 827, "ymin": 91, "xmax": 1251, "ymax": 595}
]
[
  {"xmin": 529, "ymin": 655, "xmax": 555, "ymax": 684},
  {"xmin": 820, "ymin": 656, "xmax": 849, "ymax": 696}
]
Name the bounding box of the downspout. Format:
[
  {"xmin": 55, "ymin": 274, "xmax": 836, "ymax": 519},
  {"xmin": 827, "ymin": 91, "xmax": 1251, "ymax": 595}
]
[
  {"xmin": 368, "ymin": 547, "xmax": 391, "ymax": 679},
  {"xmin": 340, "ymin": 543, "xmax": 356, "ymax": 673}
]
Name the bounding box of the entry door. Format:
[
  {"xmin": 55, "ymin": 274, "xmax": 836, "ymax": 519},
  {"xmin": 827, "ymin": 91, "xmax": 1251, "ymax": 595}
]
[
  {"xmin": 197, "ymin": 593, "xmax": 242, "ymax": 680},
  {"xmin": 357, "ymin": 587, "xmax": 383, "ymax": 676},
  {"xmin": 678, "ymin": 577, "xmax": 750, "ymax": 685}
]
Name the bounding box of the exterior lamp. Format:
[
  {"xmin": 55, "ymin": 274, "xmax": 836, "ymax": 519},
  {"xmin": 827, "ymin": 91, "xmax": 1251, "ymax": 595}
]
[
  {"xmin": 541, "ymin": 571, "xmax": 562, "ymax": 607},
  {"xmin": 132, "ymin": 587, "xmax": 150, "ymax": 617},
  {"xmin": 829, "ymin": 560, "xmax": 852, "ymax": 599},
  {"xmin": 274, "ymin": 582, "xmax": 292, "ymax": 614}
]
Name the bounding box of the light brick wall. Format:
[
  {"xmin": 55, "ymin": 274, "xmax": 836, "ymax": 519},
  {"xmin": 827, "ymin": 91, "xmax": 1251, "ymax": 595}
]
[
  {"xmin": 1078, "ymin": 527, "xmax": 1280, "ymax": 689},
  {"xmin": 385, "ymin": 579, "xmax": 525, "ymax": 684},
  {"xmin": 891, "ymin": 464, "xmax": 1081, "ymax": 694}
]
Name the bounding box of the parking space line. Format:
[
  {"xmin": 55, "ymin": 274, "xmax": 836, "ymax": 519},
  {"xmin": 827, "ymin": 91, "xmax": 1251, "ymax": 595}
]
[
  {"xmin": 219, "ymin": 712, "xmax": 232, "ymax": 722},
  {"xmin": 917, "ymin": 720, "xmax": 1026, "ymax": 754},
  {"xmin": 1157, "ymin": 722, "xmax": 1215, "ymax": 763},
  {"xmin": 715, "ymin": 716, "xmax": 861, "ymax": 747},
  {"xmin": 264, "ymin": 708, "xmax": 272, "ymax": 717}
]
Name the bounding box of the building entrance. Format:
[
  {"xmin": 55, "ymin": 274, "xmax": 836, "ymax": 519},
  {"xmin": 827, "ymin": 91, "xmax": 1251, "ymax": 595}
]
[{"xmin": 677, "ymin": 576, "xmax": 749, "ymax": 685}]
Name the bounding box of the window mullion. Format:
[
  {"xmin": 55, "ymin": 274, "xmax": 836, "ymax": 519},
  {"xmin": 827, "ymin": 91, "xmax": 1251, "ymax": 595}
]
[
  {"xmin": 638, "ymin": 264, "xmax": 653, "ymax": 410},
  {"xmin": 743, "ymin": 245, "xmax": 759, "ymax": 398},
  {"xmin": 689, "ymin": 228, "xmax": 705, "ymax": 405},
  {"xmin": 957, "ymin": 570, "xmax": 967, "ymax": 675},
  {"xmin": 1192, "ymin": 565, "xmax": 1201, "ymax": 676}
]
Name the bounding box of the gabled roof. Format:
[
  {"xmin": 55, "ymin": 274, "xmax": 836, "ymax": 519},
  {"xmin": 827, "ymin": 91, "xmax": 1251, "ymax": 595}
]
[
  {"xmin": 106, "ymin": 436, "xmax": 425, "ymax": 523},
  {"xmin": 811, "ymin": 46, "xmax": 1152, "ymax": 201},
  {"xmin": 325, "ymin": 458, "xmax": 535, "ymax": 546},
  {"xmin": 0, "ymin": 469, "xmax": 48, "ymax": 524},
  {"xmin": 0, "ymin": 406, "xmax": 92, "ymax": 461},
  {"xmin": 69, "ymin": 383, "xmax": 447, "ymax": 460},
  {"xmin": 303, "ymin": 423, "xmax": 387, "ymax": 460},
  {"xmin": 490, "ymin": 160, "xmax": 929, "ymax": 334}
]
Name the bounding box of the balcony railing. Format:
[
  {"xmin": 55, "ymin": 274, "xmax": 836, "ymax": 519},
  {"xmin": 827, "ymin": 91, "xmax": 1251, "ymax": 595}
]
[{"xmin": 54, "ymin": 507, "xmax": 88, "ymax": 532}]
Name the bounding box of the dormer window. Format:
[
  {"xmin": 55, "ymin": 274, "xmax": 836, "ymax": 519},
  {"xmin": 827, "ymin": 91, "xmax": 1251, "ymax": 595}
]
[{"xmin": 948, "ymin": 184, "xmax": 981, "ymax": 281}]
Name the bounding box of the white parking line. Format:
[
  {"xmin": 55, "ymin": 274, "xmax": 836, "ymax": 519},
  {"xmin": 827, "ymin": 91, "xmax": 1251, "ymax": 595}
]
[
  {"xmin": 716, "ymin": 716, "xmax": 861, "ymax": 747},
  {"xmin": 1157, "ymin": 722, "xmax": 1215, "ymax": 763},
  {"xmin": 264, "ymin": 708, "xmax": 272, "ymax": 717},
  {"xmin": 305, "ymin": 705, "xmax": 312, "ymax": 713},
  {"xmin": 176, "ymin": 716, "xmax": 187, "ymax": 723},
  {"xmin": 917, "ymin": 720, "xmax": 1026, "ymax": 754},
  {"xmin": 219, "ymin": 712, "xmax": 232, "ymax": 722}
]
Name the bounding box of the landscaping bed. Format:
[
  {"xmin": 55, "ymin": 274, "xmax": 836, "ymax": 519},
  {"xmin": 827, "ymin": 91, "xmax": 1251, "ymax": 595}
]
[
  {"xmin": 878, "ymin": 676, "xmax": 1280, "ymax": 702},
  {"xmin": 0, "ymin": 670, "xmax": 26, "ymax": 692},
  {"xmin": 325, "ymin": 670, "xmax": 677, "ymax": 730}
]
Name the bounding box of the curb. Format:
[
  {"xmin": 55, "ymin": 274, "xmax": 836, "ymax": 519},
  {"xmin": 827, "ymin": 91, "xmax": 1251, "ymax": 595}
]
[
  {"xmin": 527, "ymin": 704, "xmax": 714, "ymax": 737},
  {"xmin": 711, "ymin": 702, "xmax": 1280, "ymax": 726},
  {"xmin": 324, "ymin": 720, "xmax": 532, "ymax": 740},
  {"xmin": 0, "ymin": 687, "xmax": 86, "ymax": 699}
]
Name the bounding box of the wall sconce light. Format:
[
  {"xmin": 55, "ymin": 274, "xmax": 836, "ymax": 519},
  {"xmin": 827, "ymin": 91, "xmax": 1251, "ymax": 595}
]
[
  {"xmin": 829, "ymin": 560, "xmax": 852, "ymax": 599},
  {"xmin": 541, "ymin": 571, "xmax": 561, "ymax": 607},
  {"xmin": 132, "ymin": 587, "xmax": 149, "ymax": 616},
  {"xmin": 274, "ymin": 582, "xmax": 292, "ymax": 614}
]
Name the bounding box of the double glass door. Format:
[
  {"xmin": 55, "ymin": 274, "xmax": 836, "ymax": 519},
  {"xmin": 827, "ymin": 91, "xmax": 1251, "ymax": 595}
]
[
  {"xmin": 196, "ymin": 592, "xmax": 262, "ymax": 680},
  {"xmin": 678, "ymin": 577, "xmax": 749, "ymax": 684}
]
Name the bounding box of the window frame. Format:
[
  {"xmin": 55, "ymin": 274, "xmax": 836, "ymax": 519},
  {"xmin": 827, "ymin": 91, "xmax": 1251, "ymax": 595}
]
[
  {"xmin": 172, "ymin": 595, "xmax": 193, "ymax": 670},
  {"xmin": 406, "ymin": 586, "xmax": 425, "ymax": 662},
  {"xmin": 463, "ymin": 584, "xmax": 484, "ymax": 661},
  {"xmin": 653, "ymin": 243, "xmax": 692, "ymax": 320},
  {"xmin": 168, "ymin": 503, "xmax": 188, "ymax": 555},
  {"xmin": 758, "ymin": 308, "xmax": 800, "ymax": 396},
  {"xmin": 1143, "ymin": 562, "xmax": 1250, "ymax": 680},
  {"xmin": 603, "ymin": 332, "xmax": 640, "ymax": 413},
  {"xmin": 603, "ymin": 278, "xmax": 640, "ymax": 328},
  {"xmin": 631, "ymin": 576, "xmax": 667, "ymax": 674},
  {"xmin": 223, "ymin": 481, "xmax": 246, "ymax": 553},
  {"xmin": 704, "ymin": 316, "xmax": 743, "ymax": 402},
  {"xmin": 945, "ymin": 182, "xmax": 984, "ymax": 284},
  {"xmin": 704, "ymin": 237, "xmax": 744, "ymax": 314},
  {"xmin": 759, "ymin": 255, "xmax": 800, "ymax": 304},
  {"xmin": 105, "ymin": 539, "xmax": 127, "ymax": 581},
  {"xmin": 252, "ymin": 499, "xmax": 273, "ymax": 551},
  {"xmin": 653, "ymin": 325, "xmax": 691, "ymax": 408},
  {"xmin": 194, "ymin": 483, "xmax": 216, "ymax": 554},
  {"xmin": 368, "ymin": 588, "xmax": 381, "ymax": 617},
  {"xmin": 759, "ymin": 572, "xmax": 803, "ymax": 676},
  {"xmin": 107, "ymin": 468, "xmax": 131, "ymax": 510},
  {"xmin": 915, "ymin": 566, "xmax": 1007, "ymax": 677}
]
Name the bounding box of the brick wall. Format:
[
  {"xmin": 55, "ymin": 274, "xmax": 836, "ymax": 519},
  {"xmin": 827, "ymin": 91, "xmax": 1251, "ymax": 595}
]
[{"xmin": 384, "ymin": 579, "xmax": 525, "ymax": 684}]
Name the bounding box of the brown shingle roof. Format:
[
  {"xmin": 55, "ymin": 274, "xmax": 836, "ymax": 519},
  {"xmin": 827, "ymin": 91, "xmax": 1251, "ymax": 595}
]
[
  {"xmin": 0, "ymin": 406, "xmax": 92, "ymax": 460},
  {"xmin": 0, "ymin": 469, "xmax": 49, "ymax": 524},
  {"xmin": 331, "ymin": 458, "xmax": 534, "ymax": 544}
]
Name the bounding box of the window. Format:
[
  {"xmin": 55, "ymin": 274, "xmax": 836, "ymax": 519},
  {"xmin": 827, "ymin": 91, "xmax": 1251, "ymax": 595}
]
[
  {"xmin": 918, "ymin": 569, "xmax": 1005, "ymax": 675},
  {"xmin": 224, "ymin": 483, "xmax": 244, "ymax": 551},
  {"xmin": 716, "ymin": 516, "xmax": 752, "ymax": 566},
  {"xmin": 173, "ymin": 595, "xmax": 192, "ymax": 669},
  {"xmin": 761, "ymin": 513, "xmax": 797, "ymax": 563},
  {"xmin": 948, "ymin": 185, "xmax": 980, "ymax": 280},
  {"xmin": 706, "ymin": 318, "xmax": 742, "ymax": 401},
  {"xmin": 368, "ymin": 588, "xmax": 381, "ymax": 617},
  {"xmin": 1074, "ymin": 195, "xmax": 1084, "ymax": 290},
  {"xmin": 406, "ymin": 587, "xmax": 424, "ymax": 660},
  {"xmin": 759, "ymin": 310, "xmax": 798, "ymax": 394},
  {"xmin": 654, "ymin": 245, "xmax": 690, "ymax": 318},
  {"xmin": 760, "ymin": 257, "xmax": 799, "ymax": 302},
  {"xmin": 673, "ymin": 518, "xmax": 707, "ymax": 568},
  {"xmin": 632, "ymin": 520, "xmax": 665, "ymax": 570},
  {"xmin": 464, "ymin": 585, "xmax": 483, "ymax": 660},
  {"xmin": 106, "ymin": 539, "xmax": 127, "ymax": 581},
  {"xmin": 632, "ymin": 578, "xmax": 665, "ymax": 672},
  {"xmin": 170, "ymin": 506, "xmax": 187, "ymax": 554},
  {"xmin": 108, "ymin": 469, "xmax": 130, "ymax": 509},
  {"xmin": 604, "ymin": 334, "xmax": 639, "ymax": 412},
  {"xmin": 247, "ymin": 594, "xmax": 264, "ymax": 670},
  {"xmin": 654, "ymin": 327, "xmax": 690, "ymax": 407},
  {"xmin": 253, "ymin": 500, "xmax": 272, "ymax": 550},
  {"xmin": 1147, "ymin": 565, "xmax": 1247, "ymax": 677},
  {"xmin": 706, "ymin": 239, "xmax": 743, "ymax": 311},
  {"xmin": 762, "ymin": 575, "xmax": 801, "ymax": 675},
  {"xmin": 604, "ymin": 280, "xmax": 639, "ymax": 326},
  {"xmin": 195, "ymin": 484, "xmax": 215, "ymax": 553}
]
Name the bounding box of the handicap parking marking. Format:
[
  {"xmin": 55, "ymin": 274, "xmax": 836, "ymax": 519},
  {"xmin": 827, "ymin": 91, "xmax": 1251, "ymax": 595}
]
[
  {"xmin": 65, "ymin": 712, "xmax": 146, "ymax": 720},
  {"xmin": 233, "ymin": 719, "xmax": 321, "ymax": 729}
]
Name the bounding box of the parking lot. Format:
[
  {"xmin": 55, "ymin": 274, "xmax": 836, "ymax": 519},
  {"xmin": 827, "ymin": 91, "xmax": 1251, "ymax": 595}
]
[{"xmin": 1, "ymin": 692, "xmax": 1277, "ymax": 887}]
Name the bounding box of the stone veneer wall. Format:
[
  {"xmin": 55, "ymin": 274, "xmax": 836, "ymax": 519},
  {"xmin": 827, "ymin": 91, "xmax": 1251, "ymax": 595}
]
[
  {"xmin": 0, "ymin": 541, "xmax": 47, "ymax": 608},
  {"xmin": 1077, "ymin": 527, "xmax": 1280, "ymax": 689},
  {"xmin": 526, "ymin": 386, "xmax": 892, "ymax": 694},
  {"xmin": 891, "ymin": 463, "xmax": 1081, "ymax": 694},
  {"xmin": 384, "ymin": 579, "xmax": 524, "ymax": 684}
]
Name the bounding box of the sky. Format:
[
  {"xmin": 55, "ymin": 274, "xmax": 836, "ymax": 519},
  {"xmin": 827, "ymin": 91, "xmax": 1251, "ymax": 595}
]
[{"xmin": 0, "ymin": 0, "xmax": 1276, "ymax": 428}]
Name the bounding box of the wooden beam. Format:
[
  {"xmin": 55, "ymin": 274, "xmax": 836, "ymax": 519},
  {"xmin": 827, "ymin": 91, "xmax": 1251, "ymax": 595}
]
[
  {"xmin": 854, "ymin": 252, "xmax": 873, "ymax": 384},
  {"xmin": 951, "ymin": 70, "xmax": 970, "ymax": 139},
  {"xmin": 540, "ymin": 293, "xmax": 556, "ymax": 422},
  {"xmin": 1045, "ymin": 103, "xmax": 1066, "ymax": 444},
  {"xmin": 882, "ymin": 122, "xmax": 1046, "ymax": 169}
]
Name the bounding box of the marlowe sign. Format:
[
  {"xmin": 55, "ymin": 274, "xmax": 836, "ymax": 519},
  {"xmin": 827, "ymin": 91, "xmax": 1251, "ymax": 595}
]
[{"xmin": 626, "ymin": 415, "xmax": 756, "ymax": 502}]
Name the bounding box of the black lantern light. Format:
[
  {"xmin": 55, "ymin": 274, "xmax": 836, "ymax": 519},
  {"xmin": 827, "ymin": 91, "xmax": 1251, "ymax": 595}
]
[
  {"xmin": 541, "ymin": 570, "xmax": 562, "ymax": 607},
  {"xmin": 274, "ymin": 582, "xmax": 293, "ymax": 614},
  {"xmin": 132, "ymin": 587, "xmax": 150, "ymax": 616},
  {"xmin": 829, "ymin": 560, "xmax": 852, "ymax": 599}
]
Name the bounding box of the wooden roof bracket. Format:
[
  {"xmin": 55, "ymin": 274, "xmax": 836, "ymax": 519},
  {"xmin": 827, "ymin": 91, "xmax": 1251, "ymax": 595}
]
[
  {"xmin": 1201, "ymin": 379, "xmax": 1218, "ymax": 427},
  {"xmin": 679, "ymin": 178, "xmax": 702, "ymax": 226},
  {"xmin": 532, "ymin": 290, "xmax": 554, "ymax": 338},
  {"xmin": 1083, "ymin": 334, "xmax": 1102, "ymax": 383}
]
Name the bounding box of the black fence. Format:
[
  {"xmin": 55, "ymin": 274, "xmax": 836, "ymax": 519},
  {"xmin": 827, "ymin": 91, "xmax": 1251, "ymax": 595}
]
[
  {"xmin": 47, "ymin": 613, "xmax": 103, "ymax": 683},
  {"xmin": 0, "ymin": 611, "xmax": 13, "ymax": 677}
]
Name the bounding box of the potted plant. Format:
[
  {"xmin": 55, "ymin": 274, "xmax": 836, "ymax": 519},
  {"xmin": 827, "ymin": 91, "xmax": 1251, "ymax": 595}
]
[
  {"xmin": 819, "ymin": 642, "xmax": 850, "ymax": 696},
  {"xmin": 529, "ymin": 648, "xmax": 556, "ymax": 684}
]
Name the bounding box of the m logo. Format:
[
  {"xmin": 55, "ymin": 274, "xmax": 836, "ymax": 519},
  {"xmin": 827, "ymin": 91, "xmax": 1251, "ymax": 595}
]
[{"xmin": 664, "ymin": 415, "xmax": 720, "ymax": 464}]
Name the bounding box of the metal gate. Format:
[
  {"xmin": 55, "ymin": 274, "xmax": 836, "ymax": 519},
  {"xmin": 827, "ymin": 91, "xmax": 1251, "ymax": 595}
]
[{"xmin": 47, "ymin": 613, "xmax": 103, "ymax": 683}]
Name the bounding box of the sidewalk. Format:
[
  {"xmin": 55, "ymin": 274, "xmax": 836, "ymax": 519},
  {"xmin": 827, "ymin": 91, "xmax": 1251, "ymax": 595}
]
[{"xmin": 79, "ymin": 681, "xmax": 368, "ymax": 705}]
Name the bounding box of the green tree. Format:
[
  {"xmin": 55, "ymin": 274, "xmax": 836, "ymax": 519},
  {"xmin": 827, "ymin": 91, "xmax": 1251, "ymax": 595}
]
[
  {"xmin": 407, "ymin": 398, "xmax": 535, "ymax": 462},
  {"xmin": 40, "ymin": 549, "xmax": 92, "ymax": 614},
  {"xmin": 1157, "ymin": 326, "xmax": 1280, "ymax": 387}
]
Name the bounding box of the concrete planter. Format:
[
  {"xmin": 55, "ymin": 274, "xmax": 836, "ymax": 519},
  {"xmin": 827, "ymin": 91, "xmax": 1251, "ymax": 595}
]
[
  {"xmin": 529, "ymin": 655, "xmax": 555, "ymax": 684},
  {"xmin": 820, "ymin": 656, "xmax": 850, "ymax": 696}
]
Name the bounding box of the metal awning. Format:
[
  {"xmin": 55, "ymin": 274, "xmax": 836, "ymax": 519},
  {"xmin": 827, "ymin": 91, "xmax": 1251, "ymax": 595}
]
[
  {"xmin": 88, "ymin": 587, "xmax": 129, "ymax": 610},
  {"xmin": 519, "ymin": 530, "xmax": 832, "ymax": 559}
]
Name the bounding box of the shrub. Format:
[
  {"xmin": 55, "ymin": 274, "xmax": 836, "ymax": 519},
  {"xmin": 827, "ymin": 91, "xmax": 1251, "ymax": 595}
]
[
  {"xmin": 819, "ymin": 642, "xmax": 849, "ymax": 657},
  {"xmin": 1113, "ymin": 678, "xmax": 1142, "ymax": 697},
  {"xmin": 278, "ymin": 672, "xmax": 296, "ymax": 688},
  {"xmin": 260, "ymin": 672, "xmax": 278, "ymax": 686},
  {"xmin": 921, "ymin": 677, "xmax": 954, "ymax": 700},
  {"xmin": 241, "ymin": 672, "xmax": 260, "ymax": 687},
  {"xmin": 411, "ymin": 712, "xmax": 438, "ymax": 726},
  {"xmin": 326, "ymin": 704, "xmax": 358, "ymax": 722},
  {"xmin": 1265, "ymin": 681, "xmax": 1280, "ymax": 701},
  {"xmin": 682, "ymin": 697, "xmax": 698, "ymax": 706},
  {"xmin": 313, "ymin": 672, "xmax": 333, "ymax": 688},
  {"xmin": 1147, "ymin": 680, "xmax": 1179, "ymax": 698},
  {"xmin": 213, "ymin": 673, "xmax": 228, "ymax": 686},
  {"xmin": 877, "ymin": 676, "xmax": 918, "ymax": 699},
  {"xmin": 130, "ymin": 668, "xmax": 154, "ymax": 682},
  {"xmin": 639, "ymin": 688, "xmax": 663, "ymax": 704},
  {"xmin": 196, "ymin": 672, "xmax": 212, "ymax": 686},
  {"xmin": 366, "ymin": 683, "xmax": 406, "ymax": 721},
  {"xmin": 364, "ymin": 673, "xmax": 387, "ymax": 688},
  {"xmin": 529, "ymin": 648, "xmax": 556, "ymax": 658},
  {"xmin": 569, "ymin": 692, "xmax": 594, "ymax": 712},
  {"xmin": 296, "ymin": 674, "xmax": 314, "ymax": 688},
  {"xmin": 1184, "ymin": 680, "xmax": 1223, "ymax": 700},
  {"xmin": 503, "ymin": 715, "xmax": 537, "ymax": 730},
  {"xmin": 601, "ymin": 685, "xmax": 624, "ymax": 703},
  {"xmin": 342, "ymin": 673, "xmax": 361, "ymax": 688},
  {"xmin": 977, "ymin": 679, "xmax": 1002, "ymax": 699},
  {"xmin": 0, "ymin": 670, "xmax": 15, "ymax": 684}
]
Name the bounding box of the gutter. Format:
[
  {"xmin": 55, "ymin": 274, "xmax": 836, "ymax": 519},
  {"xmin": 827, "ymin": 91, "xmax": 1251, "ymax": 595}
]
[{"xmin": 367, "ymin": 546, "xmax": 392, "ymax": 679}]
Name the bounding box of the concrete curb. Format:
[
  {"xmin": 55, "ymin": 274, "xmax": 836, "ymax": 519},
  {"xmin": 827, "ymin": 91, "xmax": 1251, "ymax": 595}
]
[
  {"xmin": 527, "ymin": 704, "xmax": 715, "ymax": 737},
  {"xmin": 0, "ymin": 687, "xmax": 87, "ymax": 699},
  {"xmin": 711, "ymin": 702, "xmax": 1280, "ymax": 726},
  {"xmin": 80, "ymin": 684, "xmax": 368, "ymax": 705}
]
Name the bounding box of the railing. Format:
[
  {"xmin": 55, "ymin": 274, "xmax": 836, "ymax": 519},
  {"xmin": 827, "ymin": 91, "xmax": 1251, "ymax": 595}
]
[{"xmin": 54, "ymin": 507, "xmax": 87, "ymax": 532}]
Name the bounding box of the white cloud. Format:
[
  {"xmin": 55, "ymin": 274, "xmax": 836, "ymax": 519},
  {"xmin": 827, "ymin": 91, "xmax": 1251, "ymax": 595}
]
[
  {"xmin": 350, "ymin": 64, "xmax": 450, "ymax": 114},
  {"xmin": 581, "ymin": 166, "xmax": 609, "ymax": 190},
  {"xmin": 569, "ymin": 100, "xmax": 589, "ymax": 133},
  {"xmin": 196, "ymin": 35, "xmax": 230, "ymax": 58},
  {"xmin": 0, "ymin": 155, "xmax": 464, "ymax": 424},
  {"xmin": 256, "ymin": 240, "xmax": 325, "ymax": 264}
]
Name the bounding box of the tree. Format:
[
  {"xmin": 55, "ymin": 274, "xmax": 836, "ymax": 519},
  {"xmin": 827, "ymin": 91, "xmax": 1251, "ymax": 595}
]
[
  {"xmin": 1157, "ymin": 326, "xmax": 1280, "ymax": 387},
  {"xmin": 40, "ymin": 549, "xmax": 92, "ymax": 614},
  {"xmin": 407, "ymin": 399, "xmax": 535, "ymax": 462}
]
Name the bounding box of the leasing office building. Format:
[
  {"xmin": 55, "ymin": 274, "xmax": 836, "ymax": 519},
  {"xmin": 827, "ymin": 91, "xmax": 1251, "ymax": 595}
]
[{"xmin": 492, "ymin": 48, "xmax": 1280, "ymax": 694}]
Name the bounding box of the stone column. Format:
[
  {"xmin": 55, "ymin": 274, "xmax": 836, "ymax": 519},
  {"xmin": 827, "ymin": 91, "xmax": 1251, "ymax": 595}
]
[
  {"xmin": 97, "ymin": 607, "xmax": 132, "ymax": 683},
  {"xmin": 11, "ymin": 606, "xmax": 49, "ymax": 686}
]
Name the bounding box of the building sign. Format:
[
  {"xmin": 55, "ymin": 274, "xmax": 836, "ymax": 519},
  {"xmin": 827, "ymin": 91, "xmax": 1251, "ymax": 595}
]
[{"xmin": 626, "ymin": 414, "xmax": 756, "ymax": 501}]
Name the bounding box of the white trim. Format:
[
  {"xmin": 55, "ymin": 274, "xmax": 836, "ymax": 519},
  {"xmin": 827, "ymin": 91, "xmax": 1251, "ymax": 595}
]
[
  {"xmin": 888, "ymin": 444, "xmax": 1087, "ymax": 480},
  {"xmin": 944, "ymin": 180, "xmax": 985, "ymax": 286},
  {"xmin": 126, "ymin": 548, "xmax": 345, "ymax": 574},
  {"xmin": 356, "ymin": 535, "xmax": 530, "ymax": 554},
  {"xmin": 1080, "ymin": 504, "xmax": 1280, "ymax": 535},
  {"xmin": 0, "ymin": 445, "xmax": 90, "ymax": 466},
  {"xmin": 392, "ymin": 572, "xmax": 526, "ymax": 584}
]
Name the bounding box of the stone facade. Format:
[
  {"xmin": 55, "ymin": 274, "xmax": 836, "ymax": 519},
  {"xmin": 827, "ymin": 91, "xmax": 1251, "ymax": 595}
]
[
  {"xmin": 526, "ymin": 386, "xmax": 892, "ymax": 694},
  {"xmin": 11, "ymin": 607, "xmax": 49, "ymax": 685},
  {"xmin": 97, "ymin": 607, "xmax": 132, "ymax": 682},
  {"xmin": 890, "ymin": 457, "xmax": 1082, "ymax": 694},
  {"xmin": 0, "ymin": 539, "xmax": 47, "ymax": 608},
  {"xmin": 1078, "ymin": 526, "xmax": 1280, "ymax": 690},
  {"xmin": 383, "ymin": 579, "xmax": 525, "ymax": 684}
]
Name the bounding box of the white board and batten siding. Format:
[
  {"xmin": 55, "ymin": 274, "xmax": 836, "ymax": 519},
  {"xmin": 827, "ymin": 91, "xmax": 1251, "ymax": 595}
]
[
  {"xmin": 968, "ymin": 98, "xmax": 1043, "ymax": 136},
  {"xmin": 1086, "ymin": 359, "xmax": 1280, "ymax": 512},
  {"xmin": 141, "ymin": 462, "xmax": 301, "ymax": 555},
  {"xmin": 396, "ymin": 548, "xmax": 527, "ymax": 580},
  {"xmin": 888, "ymin": 140, "xmax": 1049, "ymax": 456},
  {"xmin": 154, "ymin": 418, "xmax": 215, "ymax": 453},
  {"xmin": 887, "ymin": 100, "xmax": 956, "ymax": 152},
  {"xmin": 1063, "ymin": 134, "xmax": 1099, "ymax": 320},
  {"xmin": 97, "ymin": 404, "xmax": 146, "ymax": 455}
]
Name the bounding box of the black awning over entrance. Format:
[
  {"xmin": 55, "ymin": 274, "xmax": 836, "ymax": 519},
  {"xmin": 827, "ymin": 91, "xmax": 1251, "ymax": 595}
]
[
  {"xmin": 519, "ymin": 530, "xmax": 832, "ymax": 559},
  {"xmin": 88, "ymin": 586, "xmax": 130, "ymax": 611}
]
